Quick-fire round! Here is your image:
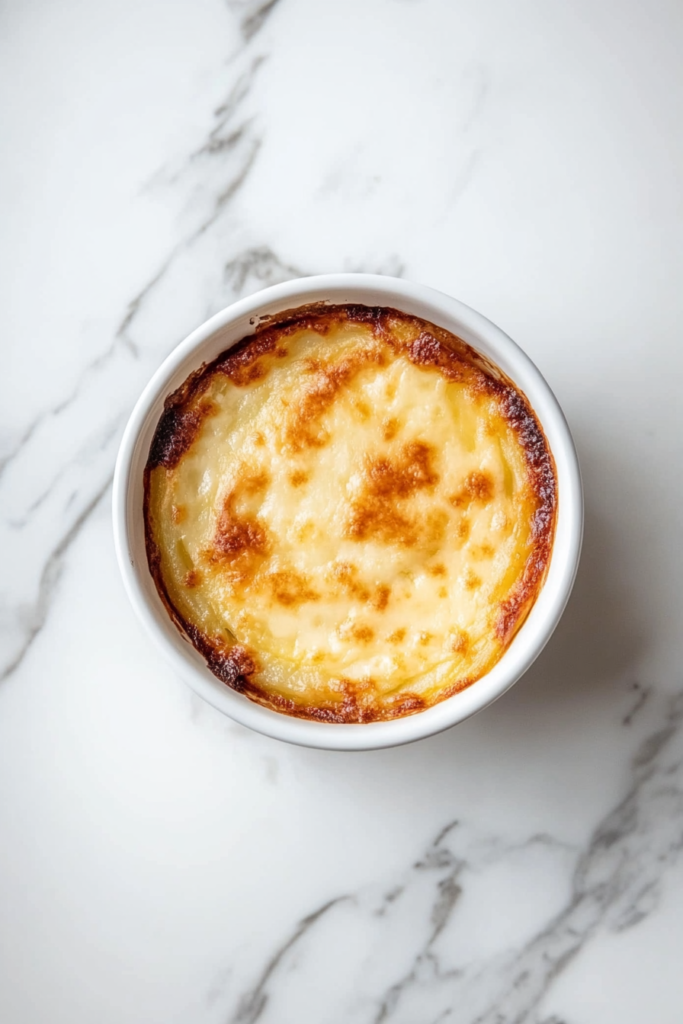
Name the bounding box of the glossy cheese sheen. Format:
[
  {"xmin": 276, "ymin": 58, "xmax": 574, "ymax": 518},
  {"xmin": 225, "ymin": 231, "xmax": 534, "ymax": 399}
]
[{"xmin": 144, "ymin": 304, "xmax": 556, "ymax": 723}]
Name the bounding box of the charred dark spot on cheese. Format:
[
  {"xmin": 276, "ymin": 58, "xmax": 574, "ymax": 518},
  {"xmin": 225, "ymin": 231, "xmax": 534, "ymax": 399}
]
[
  {"xmin": 440, "ymin": 676, "xmax": 475, "ymax": 701},
  {"xmin": 449, "ymin": 629, "xmax": 470, "ymax": 655},
  {"xmin": 207, "ymin": 468, "xmax": 272, "ymax": 572},
  {"xmin": 147, "ymin": 376, "xmax": 219, "ymax": 470},
  {"xmin": 213, "ymin": 330, "xmax": 280, "ymax": 387},
  {"xmin": 283, "ymin": 346, "xmax": 387, "ymax": 453},
  {"xmin": 212, "ymin": 493, "xmax": 269, "ymax": 564},
  {"xmin": 266, "ymin": 569, "xmax": 319, "ymax": 607},
  {"xmin": 347, "ymin": 503, "xmax": 416, "ymax": 548},
  {"xmin": 369, "ymin": 440, "xmax": 439, "ymax": 497},
  {"xmin": 184, "ymin": 627, "xmax": 259, "ymax": 691},
  {"xmin": 490, "ymin": 393, "xmax": 557, "ymax": 645},
  {"xmin": 463, "ymin": 569, "xmax": 482, "ymax": 591},
  {"xmin": 343, "ymin": 623, "xmax": 375, "ymax": 643},
  {"xmin": 496, "ymin": 388, "xmax": 557, "ymax": 514},
  {"xmin": 148, "ymin": 404, "xmax": 206, "ymax": 470},
  {"xmin": 456, "ymin": 517, "xmax": 471, "ymax": 542},
  {"xmin": 531, "ymin": 503, "xmax": 555, "ymax": 541},
  {"xmin": 345, "ymin": 440, "xmax": 440, "ymax": 547},
  {"xmin": 382, "ymin": 417, "xmax": 401, "ymax": 441},
  {"xmin": 496, "ymin": 540, "xmax": 553, "ymax": 645},
  {"xmin": 244, "ymin": 680, "xmax": 427, "ymax": 724},
  {"xmin": 141, "ymin": 505, "xmax": 261, "ymax": 695},
  {"xmin": 450, "ymin": 471, "xmax": 494, "ymax": 508},
  {"xmin": 288, "ymin": 469, "xmax": 310, "ymax": 487},
  {"xmin": 390, "ymin": 693, "xmax": 427, "ymax": 717},
  {"xmin": 329, "ymin": 561, "xmax": 370, "ymax": 601},
  {"xmin": 239, "ymin": 468, "xmax": 271, "ymax": 495},
  {"xmin": 406, "ymin": 331, "xmax": 468, "ymax": 382},
  {"xmin": 183, "ymin": 569, "xmax": 201, "ymax": 589},
  {"xmin": 328, "ymin": 563, "xmax": 391, "ymax": 611}
]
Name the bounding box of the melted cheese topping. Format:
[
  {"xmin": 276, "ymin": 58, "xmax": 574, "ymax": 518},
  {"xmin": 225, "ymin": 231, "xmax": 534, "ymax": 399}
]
[{"xmin": 145, "ymin": 305, "xmax": 556, "ymax": 722}]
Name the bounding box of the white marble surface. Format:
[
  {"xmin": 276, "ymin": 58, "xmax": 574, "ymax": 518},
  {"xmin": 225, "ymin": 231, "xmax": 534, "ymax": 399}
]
[{"xmin": 1, "ymin": 0, "xmax": 682, "ymax": 1020}]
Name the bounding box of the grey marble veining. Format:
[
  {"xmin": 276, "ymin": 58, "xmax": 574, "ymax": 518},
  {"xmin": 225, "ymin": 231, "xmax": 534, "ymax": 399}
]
[
  {"xmin": 216, "ymin": 691, "xmax": 683, "ymax": 1023},
  {"xmin": 0, "ymin": 0, "xmax": 290, "ymax": 681}
]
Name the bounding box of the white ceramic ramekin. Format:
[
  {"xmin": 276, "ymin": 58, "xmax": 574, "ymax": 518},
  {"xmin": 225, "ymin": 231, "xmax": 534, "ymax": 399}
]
[{"xmin": 113, "ymin": 274, "xmax": 582, "ymax": 750}]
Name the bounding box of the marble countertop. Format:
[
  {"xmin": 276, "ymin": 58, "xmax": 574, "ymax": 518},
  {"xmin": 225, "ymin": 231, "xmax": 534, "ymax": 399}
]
[{"xmin": 1, "ymin": 0, "xmax": 682, "ymax": 1020}]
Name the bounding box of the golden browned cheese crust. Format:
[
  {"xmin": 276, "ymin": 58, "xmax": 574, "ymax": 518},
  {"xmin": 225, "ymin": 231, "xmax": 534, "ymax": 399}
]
[{"xmin": 144, "ymin": 304, "xmax": 557, "ymax": 723}]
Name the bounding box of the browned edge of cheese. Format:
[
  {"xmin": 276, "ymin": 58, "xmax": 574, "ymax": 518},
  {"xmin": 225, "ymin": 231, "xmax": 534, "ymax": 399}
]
[{"xmin": 143, "ymin": 303, "xmax": 558, "ymax": 723}]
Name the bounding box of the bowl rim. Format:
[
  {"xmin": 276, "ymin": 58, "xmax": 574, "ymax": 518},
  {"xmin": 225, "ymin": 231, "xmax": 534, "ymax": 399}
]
[{"xmin": 113, "ymin": 273, "xmax": 583, "ymax": 750}]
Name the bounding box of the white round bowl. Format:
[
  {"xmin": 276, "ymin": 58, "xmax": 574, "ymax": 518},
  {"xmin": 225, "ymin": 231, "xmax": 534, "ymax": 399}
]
[{"xmin": 113, "ymin": 274, "xmax": 583, "ymax": 750}]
